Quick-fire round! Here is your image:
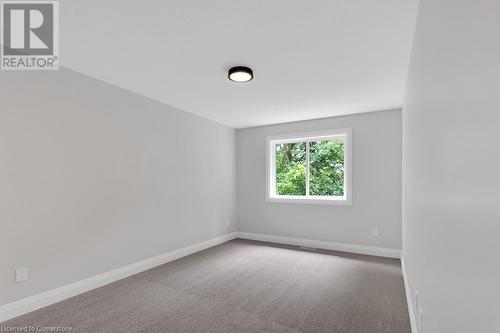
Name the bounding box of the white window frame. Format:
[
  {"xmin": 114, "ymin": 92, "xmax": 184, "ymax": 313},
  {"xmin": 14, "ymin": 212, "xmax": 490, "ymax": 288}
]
[{"xmin": 266, "ymin": 128, "xmax": 352, "ymax": 205}]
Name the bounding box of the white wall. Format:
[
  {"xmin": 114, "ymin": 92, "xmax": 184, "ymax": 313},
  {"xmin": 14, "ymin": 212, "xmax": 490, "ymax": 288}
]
[
  {"xmin": 0, "ymin": 69, "xmax": 236, "ymax": 306},
  {"xmin": 236, "ymin": 110, "xmax": 402, "ymax": 250},
  {"xmin": 402, "ymin": 0, "xmax": 500, "ymax": 332}
]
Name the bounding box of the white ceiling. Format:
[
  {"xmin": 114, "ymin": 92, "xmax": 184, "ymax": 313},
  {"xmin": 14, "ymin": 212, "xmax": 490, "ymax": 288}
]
[{"xmin": 60, "ymin": 0, "xmax": 419, "ymax": 128}]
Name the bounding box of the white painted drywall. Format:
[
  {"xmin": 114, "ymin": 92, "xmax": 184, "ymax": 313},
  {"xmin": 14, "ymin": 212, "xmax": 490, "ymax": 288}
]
[
  {"xmin": 402, "ymin": 0, "xmax": 500, "ymax": 332},
  {"xmin": 59, "ymin": 0, "xmax": 419, "ymax": 128},
  {"xmin": 0, "ymin": 69, "xmax": 236, "ymax": 306},
  {"xmin": 236, "ymin": 110, "xmax": 402, "ymax": 250}
]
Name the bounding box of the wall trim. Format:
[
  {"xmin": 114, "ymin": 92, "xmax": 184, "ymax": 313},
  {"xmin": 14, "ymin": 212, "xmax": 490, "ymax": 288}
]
[
  {"xmin": 1, "ymin": 232, "xmax": 402, "ymax": 323},
  {"xmin": 0, "ymin": 232, "xmax": 238, "ymax": 323},
  {"xmin": 401, "ymin": 254, "xmax": 418, "ymax": 333},
  {"xmin": 236, "ymin": 232, "xmax": 401, "ymax": 259}
]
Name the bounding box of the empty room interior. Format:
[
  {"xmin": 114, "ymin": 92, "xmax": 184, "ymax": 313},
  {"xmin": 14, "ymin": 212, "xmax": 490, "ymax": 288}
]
[{"xmin": 1, "ymin": 0, "xmax": 499, "ymax": 332}]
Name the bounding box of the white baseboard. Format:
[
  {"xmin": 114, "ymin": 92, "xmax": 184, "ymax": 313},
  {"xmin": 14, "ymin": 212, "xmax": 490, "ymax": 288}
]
[
  {"xmin": 1, "ymin": 231, "xmax": 402, "ymax": 323},
  {"xmin": 235, "ymin": 232, "xmax": 401, "ymax": 259},
  {"xmin": 401, "ymin": 254, "xmax": 418, "ymax": 333},
  {"xmin": 0, "ymin": 232, "xmax": 237, "ymax": 323}
]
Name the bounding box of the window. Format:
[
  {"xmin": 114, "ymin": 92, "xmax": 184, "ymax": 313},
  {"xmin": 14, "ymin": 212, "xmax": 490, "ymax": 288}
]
[{"xmin": 266, "ymin": 129, "xmax": 351, "ymax": 205}]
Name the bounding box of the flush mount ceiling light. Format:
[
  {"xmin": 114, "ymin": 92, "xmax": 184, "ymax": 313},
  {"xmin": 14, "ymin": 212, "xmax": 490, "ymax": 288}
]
[{"xmin": 228, "ymin": 66, "xmax": 253, "ymax": 83}]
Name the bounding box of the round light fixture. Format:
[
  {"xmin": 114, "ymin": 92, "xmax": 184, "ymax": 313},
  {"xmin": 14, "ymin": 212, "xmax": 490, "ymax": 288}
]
[{"xmin": 228, "ymin": 66, "xmax": 253, "ymax": 83}]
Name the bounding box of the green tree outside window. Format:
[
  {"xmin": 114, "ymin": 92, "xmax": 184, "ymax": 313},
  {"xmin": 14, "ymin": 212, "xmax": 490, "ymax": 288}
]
[{"xmin": 275, "ymin": 139, "xmax": 344, "ymax": 197}]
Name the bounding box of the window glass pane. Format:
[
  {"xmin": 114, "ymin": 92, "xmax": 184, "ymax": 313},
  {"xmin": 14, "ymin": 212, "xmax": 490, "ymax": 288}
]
[
  {"xmin": 275, "ymin": 142, "xmax": 306, "ymax": 196},
  {"xmin": 309, "ymin": 138, "xmax": 344, "ymax": 196}
]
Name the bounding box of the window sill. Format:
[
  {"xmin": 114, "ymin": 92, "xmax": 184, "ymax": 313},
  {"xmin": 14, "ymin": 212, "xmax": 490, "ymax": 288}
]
[{"xmin": 266, "ymin": 196, "xmax": 352, "ymax": 205}]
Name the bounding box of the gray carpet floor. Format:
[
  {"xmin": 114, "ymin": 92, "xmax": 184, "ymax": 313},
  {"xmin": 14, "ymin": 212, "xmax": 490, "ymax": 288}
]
[{"xmin": 2, "ymin": 239, "xmax": 410, "ymax": 332}]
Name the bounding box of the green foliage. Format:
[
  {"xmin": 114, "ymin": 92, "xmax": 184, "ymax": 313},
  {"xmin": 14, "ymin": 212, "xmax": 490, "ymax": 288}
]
[
  {"xmin": 310, "ymin": 140, "xmax": 344, "ymax": 196},
  {"xmin": 275, "ymin": 139, "xmax": 344, "ymax": 197},
  {"xmin": 275, "ymin": 142, "xmax": 306, "ymax": 195}
]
